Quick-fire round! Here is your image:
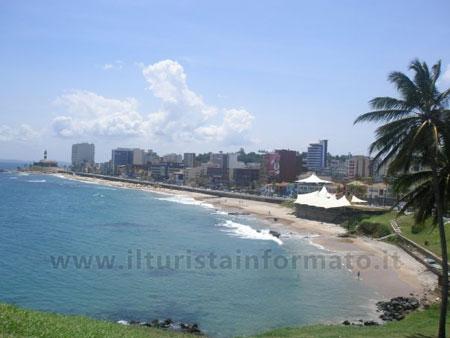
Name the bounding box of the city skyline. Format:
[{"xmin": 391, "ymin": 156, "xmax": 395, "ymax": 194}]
[{"xmin": 1, "ymin": 1, "xmax": 450, "ymax": 162}]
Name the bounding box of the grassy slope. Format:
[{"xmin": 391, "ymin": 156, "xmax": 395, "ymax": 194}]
[
  {"xmin": 0, "ymin": 303, "xmax": 195, "ymax": 338},
  {"xmin": 252, "ymin": 304, "xmax": 448, "ymax": 338},
  {"xmin": 358, "ymin": 211, "xmax": 450, "ymax": 256},
  {"xmin": 396, "ymin": 214, "xmax": 450, "ymax": 256},
  {"xmin": 1, "ymin": 303, "xmax": 448, "ymax": 338}
]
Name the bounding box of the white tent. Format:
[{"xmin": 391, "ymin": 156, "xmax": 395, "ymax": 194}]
[
  {"xmin": 351, "ymin": 195, "xmax": 367, "ymax": 204},
  {"xmin": 295, "ymin": 173, "xmax": 331, "ymax": 184},
  {"xmin": 294, "ymin": 186, "xmax": 351, "ymax": 209}
]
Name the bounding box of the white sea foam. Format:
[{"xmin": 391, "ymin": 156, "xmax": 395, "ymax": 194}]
[
  {"xmin": 282, "ymin": 233, "xmax": 330, "ymax": 251},
  {"xmin": 52, "ymin": 174, "xmax": 67, "ymax": 179},
  {"xmin": 18, "ymin": 172, "xmax": 30, "ymax": 176},
  {"xmin": 156, "ymin": 195, "xmax": 215, "ymax": 209},
  {"xmin": 27, "ymin": 179, "xmax": 46, "ymax": 183},
  {"xmin": 218, "ymin": 220, "xmax": 283, "ymax": 245}
]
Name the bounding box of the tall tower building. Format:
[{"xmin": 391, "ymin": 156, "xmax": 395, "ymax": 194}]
[{"xmin": 71, "ymin": 143, "xmax": 95, "ymax": 168}]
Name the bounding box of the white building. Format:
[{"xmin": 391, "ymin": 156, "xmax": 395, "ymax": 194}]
[
  {"xmin": 163, "ymin": 153, "xmax": 183, "ymax": 163},
  {"xmin": 71, "ymin": 143, "xmax": 95, "ymax": 168},
  {"xmin": 132, "ymin": 149, "xmax": 145, "ymax": 166}
]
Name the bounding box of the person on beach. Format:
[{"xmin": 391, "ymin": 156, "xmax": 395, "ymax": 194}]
[{"xmin": 357, "ymin": 271, "xmax": 361, "ymax": 280}]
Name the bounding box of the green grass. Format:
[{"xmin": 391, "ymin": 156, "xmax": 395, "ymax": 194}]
[
  {"xmin": 397, "ymin": 215, "xmax": 450, "ymax": 256},
  {"xmin": 343, "ymin": 211, "xmax": 450, "ymax": 256},
  {"xmin": 342, "ymin": 212, "xmax": 393, "ymax": 238},
  {"xmin": 0, "ymin": 303, "xmax": 195, "ymax": 338},
  {"xmin": 1, "ymin": 302, "xmax": 448, "ymax": 338},
  {"xmin": 251, "ymin": 304, "xmax": 448, "ymax": 338}
]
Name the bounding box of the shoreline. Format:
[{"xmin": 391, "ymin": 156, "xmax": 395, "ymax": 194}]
[{"xmin": 53, "ymin": 173, "xmax": 439, "ymax": 309}]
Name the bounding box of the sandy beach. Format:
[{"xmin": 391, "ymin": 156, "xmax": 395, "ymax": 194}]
[{"xmin": 55, "ymin": 173, "xmax": 439, "ymax": 304}]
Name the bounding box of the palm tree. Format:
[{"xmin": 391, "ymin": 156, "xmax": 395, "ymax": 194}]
[
  {"xmin": 354, "ymin": 59, "xmax": 450, "ymax": 338},
  {"xmin": 392, "ymin": 141, "xmax": 450, "ymax": 225}
]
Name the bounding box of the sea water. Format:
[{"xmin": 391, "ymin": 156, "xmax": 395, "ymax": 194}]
[{"xmin": 0, "ymin": 167, "xmax": 378, "ymax": 337}]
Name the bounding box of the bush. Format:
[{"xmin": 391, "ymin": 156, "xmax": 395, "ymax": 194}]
[
  {"xmin": 342, "ymin": 215, "xmax": 364, "ymax": 232},
  {"xmin": 411, "ymin": 222, "xmax": 426, "ymax": 234},
  {"xmin": 357, "ymin": 221, "xmax": 391, "ymax": 238}
]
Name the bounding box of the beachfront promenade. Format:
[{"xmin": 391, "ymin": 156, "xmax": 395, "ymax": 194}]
[{"xmin": 73, "ymin": 172, "xmax": 289, "ymax": 204}]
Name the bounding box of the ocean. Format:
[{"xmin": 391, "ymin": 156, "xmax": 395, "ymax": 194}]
[{"xmin": 0, "ymin": 165, "xmax": 379, "ymax": 337}]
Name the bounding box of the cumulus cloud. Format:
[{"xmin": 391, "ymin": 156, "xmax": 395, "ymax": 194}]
[
  {"xmin": 195, "ymin": 108, "xmax": 254, "ymax": 145},
  {"xmin": 142, "ymin": 59, "xmax": 217, "ymax": 119},
  {"xmin": 52, "ymin": 90, "xmax": 150, "ymax": 138},
  {"xmin": 52, "ymin": 59, "xmax": 254, "ymax": 145},
  {"xmin": 0, "ymin": 124, "xmax": 40, "ymax": 142}
]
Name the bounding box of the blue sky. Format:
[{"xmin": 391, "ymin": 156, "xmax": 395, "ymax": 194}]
[{"xmin": 1, "ymin": 0, "xmax": 449, "ymax": 162}]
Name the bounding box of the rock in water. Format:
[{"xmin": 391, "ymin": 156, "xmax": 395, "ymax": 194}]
[{"xmin": 269, "ymin": 230, "xmax": 281, "ymax": 238}]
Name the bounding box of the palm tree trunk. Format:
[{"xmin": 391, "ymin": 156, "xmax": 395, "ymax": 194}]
[{"xmin": 432, "ymin": 162, "xmax": 448, "ymax": 338}]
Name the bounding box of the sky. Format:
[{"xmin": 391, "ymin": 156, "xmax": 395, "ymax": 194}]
[{"xmin": 1, "ymin": 0, "xmax": 450, "ymax": 162}]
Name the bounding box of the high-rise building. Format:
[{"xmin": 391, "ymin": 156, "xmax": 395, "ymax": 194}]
[
  {"xmin": 275, "ymin": 149, "xmax": 297, "ymax": 182},
  {"xmin": 306, "ymin": 139, "xmax": 328, "ymax": 171},
  {"xmin": 112, "ymin": 148, "xmax": 134, "ymax": 168},
  {"xmin": 144, "ymin": 149, "xmax": 158, "ymax": 164},
  {"xmin": 262, "ymin": 152, "xmax": 281, "ymax": 183},
  {"xmin": 71, "ymin": 143, "xmax": 95, "ymax": 168},
  {"xmin": 209, "ymin": 152, "xmax": 225, "ymax": 167},
  {"xmin": 183, "ymin": 153, "xmax": 195, "ymax": 168},
  {"xmin": 347, "ymin": 155, "xmax": 371, "ymax": 179}
]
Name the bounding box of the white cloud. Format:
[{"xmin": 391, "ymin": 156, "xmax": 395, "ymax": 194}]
[
  {"xmin": 102, "ymin": 60, "xmax": 123, "ymax": 71},
  {"xmin": 142, "ymin": 59, "xmax": 217, "ymax": 119},
  {"xmin": 52, "ymin": 90, "xmax": 149, "ymax": 138},
  {"xmin": 52, "ymin": 60, "xmax": 254, "ymax": 146},
  {"xmin": 0, "ymin": 124, "xmax": 40, "ymax": 142},
  {"xmin": 443, "ymin": 64, "xmax": 450, "ymax": 84},
  {"xmin": 195, "ymin": 108, "xmax": 254, "ymax": 145}
]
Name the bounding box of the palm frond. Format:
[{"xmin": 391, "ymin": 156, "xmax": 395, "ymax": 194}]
[
  {"xmin": 388, "ymin": 71, "xmax": 418, "ymax": 103},
  {"xmin": 354, "ymin": 109, "xmax": 411, "ymax": 124}
]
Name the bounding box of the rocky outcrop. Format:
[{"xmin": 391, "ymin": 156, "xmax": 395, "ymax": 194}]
[
  {"xmin": 117, "ymin": 318, "xmax": 203, "ymax": 335},
  {"xmin": 376, "ymin": 296, "xmax": 420, "ymax": 322},
  {"xmin": 342, "ymin": 296, "xmax": 421, "ymax": 326}
]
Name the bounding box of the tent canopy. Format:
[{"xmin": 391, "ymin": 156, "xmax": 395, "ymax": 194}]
[
  {"xmin": 294, "ymin": 186, "xmax": 351, "ymax": 209},
  {"xmin": 351, "ymin": 195, "xmax": 367, "ymax": 203},
  {"xmin": 296, "ymin": 173, "xmax": 331, "ymax": 184}
]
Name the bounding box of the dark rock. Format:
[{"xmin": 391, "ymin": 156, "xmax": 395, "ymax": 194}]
[
  {"xmin": 376, "ymin": 296, "xmax": 420, "ymax": 322},
  {"xmin": 125, "ymin": 318, "xmax": 203, "ymax": 335},
  {"xmin": 269, "ymin": 230, "xmax": 281, "ymax": 238},
  {"xmin": 342, "ymin": 320, "xmax": 350, "ymax": 325},
  {"xmin": 364, "ymin": 320, "xmax": 379, "ymax": 326}
]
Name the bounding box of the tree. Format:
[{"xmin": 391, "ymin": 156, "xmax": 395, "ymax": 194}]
[{"xmin": 354, "ymin": 59, "xmax": 450, "ymax": 338}]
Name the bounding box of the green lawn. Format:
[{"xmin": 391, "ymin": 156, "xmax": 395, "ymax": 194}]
[
  {"xmin": 396, "ymin": 214, "xmax": 450, "ymax": 256},
  {"xmin": 351, "ymin": 211, "xmax": 450, "ymax": 256},
  {"xmin": 251, "ymin": 304, "xmax": 449, "ymax": 338},
  {"xmin": 0, "ymin": 303, "xmax": 195, "ymax": 338},
  {"xmin": 1, "ymin": 302, "xmax": 448, "ymax": 338}
]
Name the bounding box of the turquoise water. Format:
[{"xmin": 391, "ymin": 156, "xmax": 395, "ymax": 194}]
[{"xmin": 0, "ymin": 168, "xmax": 378, "ymax": 337}]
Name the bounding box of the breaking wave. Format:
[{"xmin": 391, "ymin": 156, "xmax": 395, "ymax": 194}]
[{"xmin": 217, "ymin": 220, "xmax": 283, "ymax": 245}]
